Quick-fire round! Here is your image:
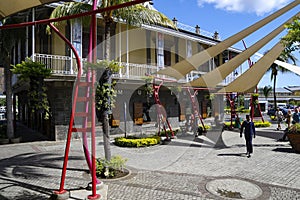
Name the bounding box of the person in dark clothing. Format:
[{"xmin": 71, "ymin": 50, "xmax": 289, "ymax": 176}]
[{"xmin": 240, "ymin": 115, "xmax": 256, "ymax": 158}]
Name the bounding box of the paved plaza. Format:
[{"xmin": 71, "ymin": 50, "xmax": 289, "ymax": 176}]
[{"xmin": 0, "ymin": 121, "xmax": 299, "ymax": 199}]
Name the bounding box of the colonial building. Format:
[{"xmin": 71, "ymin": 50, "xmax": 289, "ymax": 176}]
[{"xmin": 7, "ymin": 2, "xmax": 242, "ymax": 140}]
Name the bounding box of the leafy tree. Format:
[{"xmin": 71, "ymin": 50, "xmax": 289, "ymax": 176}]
[
  {"xmin": 281, "ymin": 17, "xmax": 300, "ymax": 54},
  {"xmin": 49, "ymin": 0, "xmax": 175, "ymax": 160},
  {"xmin": 0, "ymin": 17, "xmax": 24, "ymax": 139},
  {"xmin": 11, "ymin": 58, "xmax": 52, "ymax": 119}
]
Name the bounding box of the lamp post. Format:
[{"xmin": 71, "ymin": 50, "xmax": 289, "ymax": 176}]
[
  {"xmin": 195, "ymin": 25, "xmax": 200, "ymax": 34},
  {"xmin": 172, "ymin": 17, "xmax": 178, "ymax": 27}
]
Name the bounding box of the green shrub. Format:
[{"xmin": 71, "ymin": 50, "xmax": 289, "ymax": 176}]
[
  {"xmin": 157, "ymin": 129, "xmax": 179, "ymax": 137},
  {"xmin": 224, "ymin": 120, "xmax": 271, "ymax": 128},
  {"xmin": 287, "ymin": 123, "xmax": 300, "ymax": 134},
  {"xmin": 114, "ymin": 135, "xmax": 161, "ymax": 147},
  {"xmin": 199, "ymin": 124, "xmax": 211, "ymax": 130},
  {"xmin": 254, "ymin": 120, "xmax": 271, "ymax": 127},
  {"xmin": 96, "ymin": 155, "xmax": 128, "ymax": 178}
]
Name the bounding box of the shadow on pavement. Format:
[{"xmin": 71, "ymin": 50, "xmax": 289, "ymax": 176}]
[
  {"xmin": 0, "ymin": 176, "xmax": 52, "ymax": 200},
  {"xmin": 272, "ymin": 147, "xmax": 298, "ymax": 154},
  {"xmin": 0, "ymin": 152, "xmax": 88, "ymax": 200},
  {"xmin": 217, "ymin": 153, "xmax": 246, "ymax": 157},
  {"xmin": 162, "ymin": 129, "xmax": 228, "ymax": 149}
]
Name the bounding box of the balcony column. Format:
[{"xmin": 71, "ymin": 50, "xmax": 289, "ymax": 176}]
[
  {"xmin": 118, "ymin": 23, "xmax": 122, "ymax": 77},
  {"xmin": 32, "ymin": 8, "xmax": 35, "ymax": 61},
  {"xmin": 126, "ymin": 24, "xmax": 129, "ymax": 78}
]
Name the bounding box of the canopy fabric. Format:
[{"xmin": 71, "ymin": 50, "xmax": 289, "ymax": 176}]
[
  {"xmin": 155, "ymin": 0, "xmax": 300, "ymax": 80},
  {"xmin": 274, "ymin": 60, "xmax": 300, "ymax": 76},
  {"xmin": 217, "ymin": 42, "xmax": 285, "ymax": 94},
  {"xmin": 182, "ymin": 12, "xmax": 299, "ymax": 88},
  {"xmin": 0, "ymin": 0, "xmax": 62, "ymax": 19}
]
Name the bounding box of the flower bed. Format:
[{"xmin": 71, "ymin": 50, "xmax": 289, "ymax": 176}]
[
  {"xmin": 114, "ymin": 135, "xmax": 161, "ymax": 148},
  {"xmin": 224, "ymin": 120, "xmax": 271, "ymax": 128}
]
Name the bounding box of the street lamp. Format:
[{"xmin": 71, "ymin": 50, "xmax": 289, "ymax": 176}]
[
  {"xmin": 172, "ymin": 17, "xmax": 178, "ymax": 27},
  {"xmin": 195, "ymin": 25, "xmax": 200, "ymax": 34}
]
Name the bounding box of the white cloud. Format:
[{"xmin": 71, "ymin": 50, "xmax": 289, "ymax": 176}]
[{"xmin": 197, "ymin": 0, "xmax": 292, "ymax": 16}]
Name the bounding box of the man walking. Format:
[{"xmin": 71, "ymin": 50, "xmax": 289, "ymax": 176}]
[{"xmin": 240, "ymin": 115, "xmax": 256, "ymax": 158}]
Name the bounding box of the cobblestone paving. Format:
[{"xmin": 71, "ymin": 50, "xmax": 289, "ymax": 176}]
[{"xmin": 0, "ymin": 123, "xmax": 300, "ymax": 199}]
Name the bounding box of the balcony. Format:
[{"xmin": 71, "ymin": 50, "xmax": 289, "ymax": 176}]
[
  {"xmin": 32, "ymin": 53, "xmax": 242, "ymax": 86},
  {"xmin": 33, "ymin": 53, "xmax": 178, "ymax": 81}
]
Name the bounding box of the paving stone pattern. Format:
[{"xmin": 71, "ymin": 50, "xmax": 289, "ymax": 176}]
[{"xmin": 0, "ymin": 122, "xmax": 300, "ymax": 199}]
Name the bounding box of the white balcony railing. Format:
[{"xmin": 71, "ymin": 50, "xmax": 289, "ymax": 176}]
[
  {"xmin": 34, "ymin": 53, "xmax": 243, "ymax": 85},
  {"xmin": 33, "ymin": 53, "xmax": 74, "ymax": 75}
]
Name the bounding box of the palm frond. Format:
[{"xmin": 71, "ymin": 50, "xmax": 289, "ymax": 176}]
[
  {"xmin": 114, "ymin": 4, "xmax": 177, "ymax": 29},
  {"xmin": 46, "ymin": 2, "xmax": 93, "ymax": 34}
]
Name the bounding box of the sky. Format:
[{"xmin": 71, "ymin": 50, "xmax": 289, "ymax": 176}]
[{"xmin": 152, "ymin": 0, "xmax": 300, "ymax": 88}]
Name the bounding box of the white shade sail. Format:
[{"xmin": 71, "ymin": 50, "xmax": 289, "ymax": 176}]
[
  {"xmin": 218, "ymin": 42, "xmax": 285, "ymax": 94},
  {"xmin": 0, "ymin": 0, "xmax": 62, "ymax": 19},
  {"xmin": 275, "ymin": 60, "xmax": 300, "ymax": 76},
  {"xmin": 254, "ymin": 54, "xmax": 300, "ymax": 76},
  {"xmin": 156, "ymin": 0, "xmax": 300, "ymax": 80},
  {"xmin": 183, "ymin": 12, "xmax": 299, "ymax": 88}
]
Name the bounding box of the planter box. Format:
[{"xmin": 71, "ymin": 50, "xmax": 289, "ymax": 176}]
[
  {"xmin": 0, "ymin": 138, "xmax": 9, "ymax": 145},
  {"xmin": 10, "ymin": 136, "xmax": 22, "ymax": 144},
  {"xmin": 287, "ymin": 133, "xmax": 300, "ymax": 153}
]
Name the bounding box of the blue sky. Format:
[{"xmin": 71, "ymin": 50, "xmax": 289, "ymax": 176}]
[{"xmin": 152, "ymin": 0, "xmax": 300, "ymax": 88}]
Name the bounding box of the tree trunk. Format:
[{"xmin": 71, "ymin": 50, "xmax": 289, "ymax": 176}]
[
  {"xmin": 102, "ymin": 114, "xmax": 111, "ymax": 161},
  {"xmin": 273, "ymin": 74, "xmax": 277, "ymax": 110},
  {"xmin": 102, "ymin": 20, "xmax": 112, "ymax": 161},
  {"xmin": 4, "ymin": 56, "xmax": 14, "ymax": 139}
]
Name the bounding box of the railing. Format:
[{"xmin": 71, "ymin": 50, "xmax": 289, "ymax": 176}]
[
  {"xmin": 118, "ymin": 62, "xmax": 159, "ymax": 79},
  {"xmin": 33, "ymin": 53, "xmax": 74, "ymax": 75},
  {"xmin": 177, "ymin": 22, "xmax": 220, "ymax": 40},
  {"xmin": 33, "ymin": 53, "xmax": 244, "ymax": 86}
]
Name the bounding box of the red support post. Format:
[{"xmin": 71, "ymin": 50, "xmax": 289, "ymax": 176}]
[{"xmin": 186, "ymin": 88, "xmax": 206, "ymax": 134}]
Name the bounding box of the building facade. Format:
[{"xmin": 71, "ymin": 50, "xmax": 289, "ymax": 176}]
[{"xmin": 7, "ymin": 2, "xmax": 243, "ymax": 140}]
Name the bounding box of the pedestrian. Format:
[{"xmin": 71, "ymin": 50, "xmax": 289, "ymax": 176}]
[
  {"xmin": 275, "ymin": 108, "xmax": 284, "ymax": 130},
  {"xmin": 286, "ymin": 109, "xmax": 292, "ymax": 129},
  {"xmin": 278, "ymin": 109, "xmax": 292, "ymax": 141},
  {"xmin": 240, "ymin": 115, "xmax": 256, "ymax": 158},
  {"xmin": 292, "ymin": 107, "xmax": 300, "ymax": 124}
]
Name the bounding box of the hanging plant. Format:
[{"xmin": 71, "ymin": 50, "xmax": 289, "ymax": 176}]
[
  {"xmin": 141, "ymin": 76, "xmax": 154, "ymax": 96},
  {"xmin": 85, "ymin": 60, "xmax": 123, "ymax": 118},
  {"xmin": 169, "ymin": 85, "xmax": 182, "ymax": 95},
  {"xmin": 251, "ymin": 93, "xmax": 259, "ymax": 105},
  {"xmin": 11, "ymin": 58, "xmax": 52, "ymax": 119},
  {"xmin": 205, "ymin": 93, "xmax": 215, "ymax": 101}
]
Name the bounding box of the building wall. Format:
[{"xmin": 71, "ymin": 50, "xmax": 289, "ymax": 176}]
[{"xmin": 14, "ymin": 12, "xmax": 236, "ymax": 140}]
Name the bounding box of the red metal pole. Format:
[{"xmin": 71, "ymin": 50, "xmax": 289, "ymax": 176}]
[
  {"xmin": 49, "ymin": 23, "xmax": 82, "ymax": 194},
  {"xmin": 88, "ymin": 0, "xmax": 100, "ymax": 199},
  {"xmin": 0, "ymin": 0, "xmax": 150, "ymax": 30}
]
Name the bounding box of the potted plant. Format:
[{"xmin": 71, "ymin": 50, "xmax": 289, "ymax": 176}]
[{"xmin": 286, "ymin": 123, "xmax": 300, "ymax": 153}]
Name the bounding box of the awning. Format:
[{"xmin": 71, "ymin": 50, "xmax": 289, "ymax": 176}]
[
  {"xmin": 0, "ymin": 0, "xmax": 62, "ymax": 19},
  {"xmin": 182, "ymin": 12, "xmax": 299, "ymax": 88},
  {"xmin": 155, "ymin": 0, "xmax": 299, "ymax": 80},
  {"xmin": 217, "ymin": 42, "xmax": 285, "ymax": 94}
]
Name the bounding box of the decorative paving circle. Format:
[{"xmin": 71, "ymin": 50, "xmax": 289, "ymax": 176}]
[{"xmin": 206, "ymin": 178, "xmax": 263, "ymax": 199}]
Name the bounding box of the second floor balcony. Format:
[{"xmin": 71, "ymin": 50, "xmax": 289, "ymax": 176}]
[{"xmin": 32, "ymin": 53, "xmax": 240, "ymax": 86}]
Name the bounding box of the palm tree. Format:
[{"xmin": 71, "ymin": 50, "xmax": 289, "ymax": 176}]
[
  {"xmin": 262, "ymin": 85, "xmax": 272, "ymax": 100},
  {"xmin": 49, "ymin": 0, "xmax": 175, "ymax": 160},
  {"xmin": 267, "ymin": 52, "xmax": 297, "ymax": 110},
  {"xmin": 0, "ymin": 17, "xmax": 24, "ymax": 139}
]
